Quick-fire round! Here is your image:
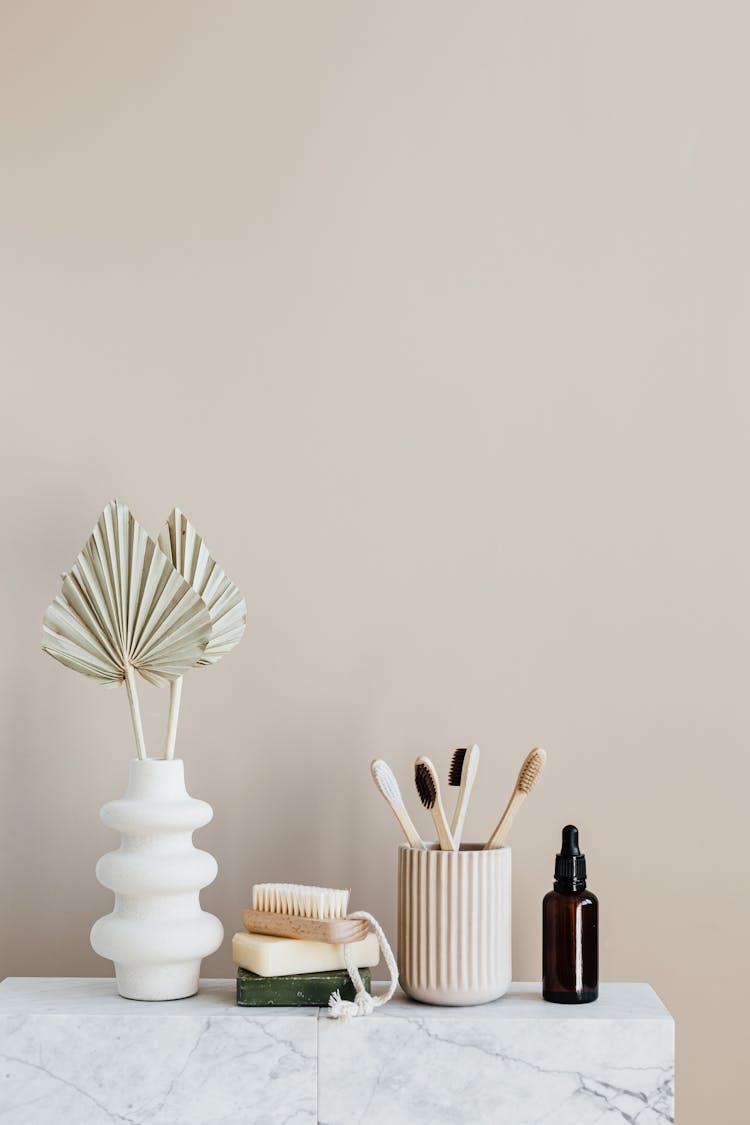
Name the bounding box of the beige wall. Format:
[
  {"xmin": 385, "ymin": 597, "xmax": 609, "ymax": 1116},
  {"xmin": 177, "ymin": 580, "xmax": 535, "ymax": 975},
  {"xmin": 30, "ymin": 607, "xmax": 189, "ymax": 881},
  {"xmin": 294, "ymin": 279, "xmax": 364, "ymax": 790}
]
[{"xmin": 1, "ymin": 2, "xmax": 747, "ymax": 1120}]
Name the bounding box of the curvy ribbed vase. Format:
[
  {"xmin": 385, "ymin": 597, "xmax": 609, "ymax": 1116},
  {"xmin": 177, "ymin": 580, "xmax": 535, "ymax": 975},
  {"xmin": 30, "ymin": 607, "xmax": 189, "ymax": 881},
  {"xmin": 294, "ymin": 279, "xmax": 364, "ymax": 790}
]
[
  {"xmin": 90, "ymin": 759, "xmax": 223, "ymax": 1001},
  {"xmin": 397, "ymin": 843, "xmax": 512, "ymax": 1005}
]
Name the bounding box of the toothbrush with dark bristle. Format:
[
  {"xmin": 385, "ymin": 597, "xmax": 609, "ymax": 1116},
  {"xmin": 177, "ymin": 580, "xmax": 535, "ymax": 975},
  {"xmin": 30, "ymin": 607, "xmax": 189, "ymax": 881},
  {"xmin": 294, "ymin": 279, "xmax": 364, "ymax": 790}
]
[
  {"xmin": 448, "ymin": 744, "xmax": 480, "ymax": 848},
  {"xmin": 414, "ymin": 756, "xmax": 457, "ymax": 851}
]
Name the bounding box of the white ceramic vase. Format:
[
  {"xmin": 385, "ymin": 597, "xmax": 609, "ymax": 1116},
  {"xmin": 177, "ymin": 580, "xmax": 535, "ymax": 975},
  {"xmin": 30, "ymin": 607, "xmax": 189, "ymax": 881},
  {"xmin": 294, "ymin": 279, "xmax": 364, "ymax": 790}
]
[{"xmin": 90, "ymin": 759, "xmax": 223, "ymax": 1001}]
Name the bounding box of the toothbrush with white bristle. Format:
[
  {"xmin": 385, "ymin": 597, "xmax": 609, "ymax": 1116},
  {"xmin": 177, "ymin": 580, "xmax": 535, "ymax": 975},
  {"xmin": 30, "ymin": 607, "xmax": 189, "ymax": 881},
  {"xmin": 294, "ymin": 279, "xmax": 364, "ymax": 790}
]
[{"xmin": 370, "ymin": 759, "xmax": 425, "ymax": 849}]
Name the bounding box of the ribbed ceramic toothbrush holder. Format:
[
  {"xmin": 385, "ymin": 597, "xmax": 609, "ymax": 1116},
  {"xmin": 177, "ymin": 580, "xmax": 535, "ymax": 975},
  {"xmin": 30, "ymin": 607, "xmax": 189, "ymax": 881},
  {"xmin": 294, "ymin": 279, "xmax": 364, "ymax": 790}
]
[{"xmin": 397, "ymin": 843, "xmax": 512, "ymax": 1005}]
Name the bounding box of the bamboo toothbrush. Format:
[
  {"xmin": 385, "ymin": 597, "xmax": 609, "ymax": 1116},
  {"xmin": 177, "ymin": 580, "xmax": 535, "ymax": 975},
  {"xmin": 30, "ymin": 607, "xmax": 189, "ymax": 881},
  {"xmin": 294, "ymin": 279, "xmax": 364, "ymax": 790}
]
[
  {"xmin": 371, "ymin": 759, "xmax": 425, "ymax": 849},
  {"xmin": 414, "ymin": 756, "xmax": 457, "ymax": 851},
  {"xmin": 449, "ymin": 744, "xmax": 480, "ymax": 848},
  {"xmin": 484, "ymin": 747, "xmax": 547, "ymax": 849}
]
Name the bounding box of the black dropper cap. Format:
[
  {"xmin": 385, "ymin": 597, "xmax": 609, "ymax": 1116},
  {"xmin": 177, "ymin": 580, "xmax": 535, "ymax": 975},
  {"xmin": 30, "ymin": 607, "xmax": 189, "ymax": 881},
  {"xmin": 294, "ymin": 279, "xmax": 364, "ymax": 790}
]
[{"xmin": 554, "ymin": 825, "xmax": 587, "ymax": 892}]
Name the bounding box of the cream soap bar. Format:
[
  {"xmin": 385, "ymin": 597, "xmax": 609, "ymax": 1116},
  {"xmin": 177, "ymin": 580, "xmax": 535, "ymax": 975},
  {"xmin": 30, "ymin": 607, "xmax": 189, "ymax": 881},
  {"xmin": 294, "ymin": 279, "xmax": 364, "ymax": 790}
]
[{"xmin": 232, "ymin": 931, "xmax": 380, "ymax": 977}]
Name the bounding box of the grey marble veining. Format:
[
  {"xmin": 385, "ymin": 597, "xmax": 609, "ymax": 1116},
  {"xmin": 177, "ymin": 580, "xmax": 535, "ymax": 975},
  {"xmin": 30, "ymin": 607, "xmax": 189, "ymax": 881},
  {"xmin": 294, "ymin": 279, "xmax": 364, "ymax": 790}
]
[
  {"xmin": 0, "ymin": 979, "xmax": 317, "ymax": 1124},
  {"xmin": 317, "ymin": 983, "xmax": 674, "ymax": 1125},
  {"xmin": 0, "ymin": 979, "xmax": 674, "ymax": 1124}
]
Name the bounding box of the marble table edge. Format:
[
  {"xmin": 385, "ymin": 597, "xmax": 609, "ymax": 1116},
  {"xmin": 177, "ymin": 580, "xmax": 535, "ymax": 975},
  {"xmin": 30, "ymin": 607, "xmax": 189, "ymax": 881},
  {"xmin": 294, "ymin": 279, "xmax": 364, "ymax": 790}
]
[{"xmin": 0, "ymin": 978, "xmax": 674, "ymax": 1022}]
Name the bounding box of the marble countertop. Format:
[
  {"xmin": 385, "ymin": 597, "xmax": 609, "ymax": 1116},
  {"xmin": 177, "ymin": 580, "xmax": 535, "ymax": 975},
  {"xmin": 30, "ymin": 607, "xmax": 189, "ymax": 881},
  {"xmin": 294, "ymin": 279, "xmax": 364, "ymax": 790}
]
[{"xmin": 0, "ymin": 980, "xmax": 674, "ymax": 1124}]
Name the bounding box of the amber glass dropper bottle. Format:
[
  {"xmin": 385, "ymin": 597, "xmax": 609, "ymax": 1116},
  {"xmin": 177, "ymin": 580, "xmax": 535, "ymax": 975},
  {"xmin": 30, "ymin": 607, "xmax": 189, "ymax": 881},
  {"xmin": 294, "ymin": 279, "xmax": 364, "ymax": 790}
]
[{"xmin": 542, "ymin": 825, "xmax": 598, "ymax": 1003}]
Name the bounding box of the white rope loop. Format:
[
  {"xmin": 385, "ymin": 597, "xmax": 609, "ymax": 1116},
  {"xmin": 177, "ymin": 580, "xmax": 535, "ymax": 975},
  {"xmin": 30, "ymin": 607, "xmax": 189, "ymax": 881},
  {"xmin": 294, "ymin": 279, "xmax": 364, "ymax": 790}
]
[{"xmin": 327, "ymin": 910, "xmax": 398, "ymax": 1019}]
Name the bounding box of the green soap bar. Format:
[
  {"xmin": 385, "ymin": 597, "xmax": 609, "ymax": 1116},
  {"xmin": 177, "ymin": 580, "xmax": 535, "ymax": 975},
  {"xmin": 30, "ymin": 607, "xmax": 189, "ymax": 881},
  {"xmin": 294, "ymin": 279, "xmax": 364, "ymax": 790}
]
[{"xmin": 236, "ymin": 967, "xmax": 371, "ymax": 1007}]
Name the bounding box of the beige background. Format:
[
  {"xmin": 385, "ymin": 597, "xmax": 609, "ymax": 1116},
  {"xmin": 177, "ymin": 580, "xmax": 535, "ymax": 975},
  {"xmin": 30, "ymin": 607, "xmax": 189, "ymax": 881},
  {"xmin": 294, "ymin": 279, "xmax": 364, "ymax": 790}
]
[{"xmin": 1, "ymin": 2, "xmax": 747, "ymax": 1120}]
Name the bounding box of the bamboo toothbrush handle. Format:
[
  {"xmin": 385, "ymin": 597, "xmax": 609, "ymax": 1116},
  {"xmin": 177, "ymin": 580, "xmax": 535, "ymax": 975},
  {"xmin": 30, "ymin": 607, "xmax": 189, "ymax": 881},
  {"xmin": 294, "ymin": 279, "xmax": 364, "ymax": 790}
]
[
  {"xmin": 450, "ymin": 787, "xmax": 469, "ymax": 846},
  {"xmin": 433, "ymin": 802, "xmax": 457, "ymax": 851},
  {"xmin": 484, "ymin": 789, "xmax": 525, "ymax": 850},
  {"xmin": 395, "ymin": 802, "xmax": 426, "ymax": 849},
  {"xmin": 450, "ymin": 764, "xmax": 478, "ymax": 847}
]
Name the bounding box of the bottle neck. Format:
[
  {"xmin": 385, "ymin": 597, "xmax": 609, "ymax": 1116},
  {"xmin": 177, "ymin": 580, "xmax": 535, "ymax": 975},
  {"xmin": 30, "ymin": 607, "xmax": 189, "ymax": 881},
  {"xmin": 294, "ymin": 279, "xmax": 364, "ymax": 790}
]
[{"xmin": 553, "ymin": 876, "xmax": 587, "ymax": 894}]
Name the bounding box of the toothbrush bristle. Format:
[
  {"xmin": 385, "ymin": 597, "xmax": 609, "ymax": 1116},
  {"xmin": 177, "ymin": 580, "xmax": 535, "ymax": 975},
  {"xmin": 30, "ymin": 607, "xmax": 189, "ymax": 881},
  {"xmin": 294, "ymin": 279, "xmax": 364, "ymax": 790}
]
[
  {"xmin": 518, "ymin": 747, "xmax": 547, "ymax": 793},
  {"xmin": 448, "ymin": 748, "xmax": 467, "ymax": 786},
  {"xmin": 414, "ymin": 761, "xmax": 436, "ymax": 809},
  {"xmin": 371, "ymin": 759, "xmax": 401, "ymax": 805}
]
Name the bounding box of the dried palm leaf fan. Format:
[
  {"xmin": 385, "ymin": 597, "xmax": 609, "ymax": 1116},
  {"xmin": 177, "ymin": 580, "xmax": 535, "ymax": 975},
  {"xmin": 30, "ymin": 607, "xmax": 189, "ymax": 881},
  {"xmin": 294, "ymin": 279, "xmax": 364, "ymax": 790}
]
[
  {"xmin": 158, "ymin": 507, "xmax": 247, "ymax": 759},
  {"xmin": 42, "ymin": 501, "xmax": 212, "ymax": 760}
]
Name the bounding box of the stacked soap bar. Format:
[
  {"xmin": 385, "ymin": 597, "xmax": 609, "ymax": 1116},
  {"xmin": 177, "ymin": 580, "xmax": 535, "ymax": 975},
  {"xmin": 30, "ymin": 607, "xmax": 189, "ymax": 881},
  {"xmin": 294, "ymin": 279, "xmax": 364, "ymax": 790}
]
[
  {"xmin": 237, "ymin": 966, "xmax": 372, "ymax": 1007},
  {"xmin": 233, "ymin": 905, "xmax": 380, "ymax": 1007}
]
